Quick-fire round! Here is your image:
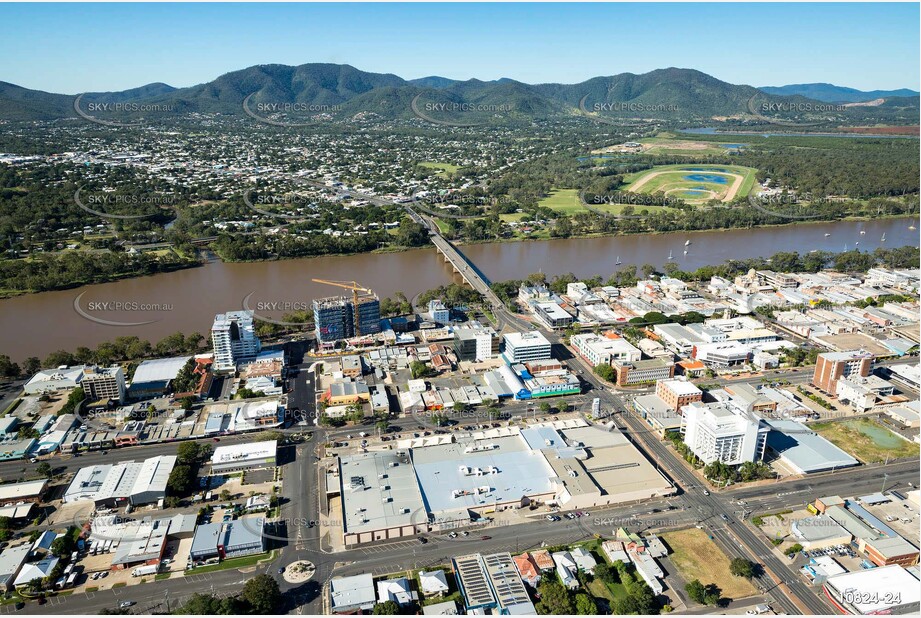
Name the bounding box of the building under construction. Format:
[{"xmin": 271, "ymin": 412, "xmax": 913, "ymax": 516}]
[{"xmin": 313, "ymin": 288, "xmax": 381, "ymax": 344}]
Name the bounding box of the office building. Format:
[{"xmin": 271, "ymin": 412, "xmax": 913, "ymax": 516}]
[
  {"xmin": 656, "ymin": 379, "xmax": 703, "ymax": 412},
  {"xmin": 680, "ymin": 401, "xmax": 769, "ymax": 465},
  {"xmin": 428, "ymin": 300, "xmax": 450, "ymax": 325},
  {"xmin": 812, "ymin": 350, "xmax": 873, "ymax": 395},
  {"xmin": 532, "ymin": 301, "xmax": 574, "ymax": 329},
  {"xmin": 571, "ymin": 333, "xmax": 641, "ymax": 367},
  {"xmin": 23, "ymin": 365, "xmax": 86, "ymax": 395},
  {"xmin": 501, "ymin": 331, "xmax": 552, "ymax": 364},
  {"xmin": 612, "ymin": 358, "xmax": 674, "ymax": 386},
  {"xmin": 835, "ymin": 375, "xmax": 895, "ymax": 412},
  {"xmin": 211, "ymin": 310, "xmax": 261, "ymax": 371},
  {"xmin": 81, "ymin": 366, "xmax": 126, "ymax": 404},
  {"xmin": 313, "ymin": 295, "xmax": 381, "ymax": 343},
  {"xmin": 453, "ymin": 324, "xmax": 498, "ymax": 362}
]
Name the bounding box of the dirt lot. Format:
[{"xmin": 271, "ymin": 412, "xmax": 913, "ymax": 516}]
[
  {"xmin": 47, "ymin": 499, "xmax": 95, "ymax": 526},
  {"xmin": 662, "ymin": 528, "xmax": 758, "ymax": 601},
  {"xmin": 210, "ymin": 473, "xmax": 277, "ymax": 499}
]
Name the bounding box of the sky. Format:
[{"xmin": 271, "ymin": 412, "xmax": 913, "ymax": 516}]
[{"xmin": 1, "ymin": 2, "xmax": 918, "ymax": 93}]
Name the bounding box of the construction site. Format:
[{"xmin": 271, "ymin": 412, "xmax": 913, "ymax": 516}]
[{"xmin": 311, "ymin": 279, "xmax": 382, "ymax": 348}]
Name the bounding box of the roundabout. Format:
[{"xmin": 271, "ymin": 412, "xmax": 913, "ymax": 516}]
[{"xmin": 282, "ymin": 560, "xmax": 316, "ymax": 584}]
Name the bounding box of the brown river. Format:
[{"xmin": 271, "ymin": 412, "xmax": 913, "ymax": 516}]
[{"xmin": 1, "ymin": 217, "xmax": 917, "ymax": 361}]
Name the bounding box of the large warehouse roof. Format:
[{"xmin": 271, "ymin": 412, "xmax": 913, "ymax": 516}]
[
  {"xmin": 63, "ymin": 455, "xmax": 176, "ymax": 504},
  {"xmin": 0, "ymin": 479, "xmax": 48, "ymax": 502},
  {"xmin": 411, "ymin": 435, "xmax": 555, "ymax": 514},
  {"xmin": 339, "ymin": 450, "xmax": 425, "ymax": 535},
  {"xmin": 131, "ymin": 356, "xmax": 191, "ymax": 385},
  {"xmin": 766, "ymin": 419, "xmax": 859, "ymax": 473}
]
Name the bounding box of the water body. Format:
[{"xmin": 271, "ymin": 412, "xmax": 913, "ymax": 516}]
[
  {"xmin": 0, "ymin": 217, "xmax": 917, "ymax": 361},
  {"xmin": 683, "ymin": 174, "xmax": 729, "ymax": 184},
  {"xmin": 681, "ymin": 127, "xmax": 918, "ymax": 139}
]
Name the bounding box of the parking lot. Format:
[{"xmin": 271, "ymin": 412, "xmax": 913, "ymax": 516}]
[{"xmin": 864, "ymin": 495, "xmax": 919, "ymax": 540}]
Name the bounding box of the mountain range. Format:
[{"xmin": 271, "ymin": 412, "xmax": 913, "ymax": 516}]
[
  {"xmin": 759, "ymin": 83, "xmax": 920, "ymax": 103},
  {"xmin": 0, "ymin": 63, "xmax": 917, "ymax": 124}
]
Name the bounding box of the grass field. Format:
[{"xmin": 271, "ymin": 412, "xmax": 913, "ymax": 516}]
[
  {"xmin": 592, "ymin": 133, "xmax": 749, "ymax": 157},
  {"xmin": 662, "ymin": 528, "xmax": 758, "ymax": 600},
  {"xmin": 623, "ymin": 163, "xmax": 758, "ymax": 204},
  {"xmin": 419, "ymin": 161, "xmax": 459, "ymax": 175},
  {"xmin": 638, "ymin": 135, "xmax": 738, "ymax": 156},
  {"xmin": 538, "ymin": 188, "xmax": 588, "ymax": 214},
  {"xmin": 590, "ymin": 202, "xmax": 679, "ymax": 216},
  {"xmin": 812, "ymin": 418, "xmax": 919, "ymax": 463},
  {"xmin": 586, "ymin": 578, "xmax": 629, "ymax": 605},
  {"xmin": 433, "ymin": 218, "xmax": 453, "ymax": 234}
]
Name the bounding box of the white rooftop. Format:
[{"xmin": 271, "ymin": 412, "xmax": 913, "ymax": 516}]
[
  {"xmin": 824, "ymin": 564, "xmax": 920, "ymax": 614},
  {"xmin": 212, "ymin": 440, "xmax": 277, "ymax": 464},
  {"xmin": 131, "ymin": 356, "xmax": 192, "ymax": 385},
  {"xmin": 659, "ymin": 378, "xmax": 702, "ymax": 396}
]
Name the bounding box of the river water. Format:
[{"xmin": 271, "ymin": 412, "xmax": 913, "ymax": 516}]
[{"xmin": 1, "ymin": 217, "xmax": 917, "ymax": 361}]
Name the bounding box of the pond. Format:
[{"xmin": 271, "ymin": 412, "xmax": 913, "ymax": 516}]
[
  {"xmin": 683, "ymin": 174, "xmax": 729, "ymax": 184},
  {"xmin": 842, "ymin": 419, "xmax": 905, "ymax": 449}
]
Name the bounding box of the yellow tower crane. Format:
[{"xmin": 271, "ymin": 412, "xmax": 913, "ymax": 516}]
[{"xmin": 311, "ymin": 279, "xmax": 375, "ymax": 336}]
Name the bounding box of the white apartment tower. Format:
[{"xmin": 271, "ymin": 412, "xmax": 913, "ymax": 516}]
[
  {"xmin": 680, "ymin": 401, "xmax": 769, "ymax": 465},
  {"xmin": 211, "ymin": 310, "xmax": 261, "ymax": 372}
]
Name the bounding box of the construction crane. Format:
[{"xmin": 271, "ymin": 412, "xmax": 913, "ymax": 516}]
[{"xmin": 311, "ymin": 279, "xmax": 375, "ymax": 336}]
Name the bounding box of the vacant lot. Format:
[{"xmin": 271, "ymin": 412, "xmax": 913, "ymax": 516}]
[
  {"xmin": 812, "ymin": 418, "xmax": 919, "ymax": 463},
  {"xmin": 419, "ymin": 161, "xmax": 459, "ymax": 175},
  {"xmin": 640, "ymin": 135, "xmax": 738, "ymax": 156},
  {"xmin": 662, "ymin": 528, "xmax": 758, "ymax": 601},
  {"xmin": 537, "ymin": 188, "xmax": 587, "ymax": 215}
]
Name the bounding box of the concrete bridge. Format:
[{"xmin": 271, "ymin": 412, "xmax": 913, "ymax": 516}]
[{"xmin": 406, "ymin": 207, "xmax": 503, "ymax": 308}]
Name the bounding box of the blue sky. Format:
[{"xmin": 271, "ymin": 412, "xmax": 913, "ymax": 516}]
[{"xmin": 1, "ymin": 2, "xmax": 918, "ymax": 93}]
